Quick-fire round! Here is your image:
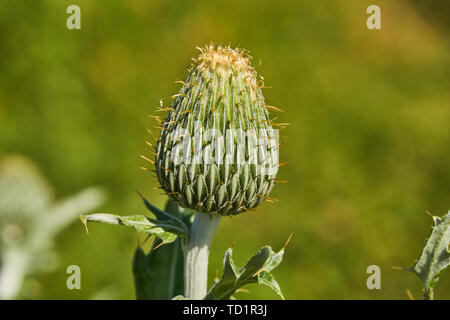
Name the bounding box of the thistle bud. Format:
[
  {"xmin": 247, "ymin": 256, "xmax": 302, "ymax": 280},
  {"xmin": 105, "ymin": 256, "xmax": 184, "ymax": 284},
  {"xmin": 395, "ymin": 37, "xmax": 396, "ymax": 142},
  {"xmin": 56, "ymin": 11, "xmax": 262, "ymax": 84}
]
[{"xmin": 153, "ymin": 45, "xmax": 279, "ymax": 216}]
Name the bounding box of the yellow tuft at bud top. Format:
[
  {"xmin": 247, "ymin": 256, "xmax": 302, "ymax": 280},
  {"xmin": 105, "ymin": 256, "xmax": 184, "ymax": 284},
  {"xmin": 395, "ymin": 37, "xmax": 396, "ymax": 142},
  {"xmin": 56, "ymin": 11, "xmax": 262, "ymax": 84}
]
[{"xmin": 153, "ymin": 45, "xmax": 279, "ymax": 216}]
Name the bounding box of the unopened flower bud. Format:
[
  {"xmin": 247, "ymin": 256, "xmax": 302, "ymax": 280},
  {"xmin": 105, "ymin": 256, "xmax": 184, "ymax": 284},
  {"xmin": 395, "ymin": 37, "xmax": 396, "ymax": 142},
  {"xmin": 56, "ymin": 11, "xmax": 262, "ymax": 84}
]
[{"xmin": 153, "ymin": 45, "xmax": 279, "ymax": 216}]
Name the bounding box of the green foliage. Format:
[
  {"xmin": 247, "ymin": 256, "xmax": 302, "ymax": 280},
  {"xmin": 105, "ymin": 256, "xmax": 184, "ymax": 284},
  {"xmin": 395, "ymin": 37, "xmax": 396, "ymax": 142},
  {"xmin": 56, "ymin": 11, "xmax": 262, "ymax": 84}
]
[
  {"xmin": 81, "ymin": 213, "xmax": 180, "ymax": 244},
  {"xmin": 133, "ymin": 243, "xmax": 183, "ymax": 300},
  {"xmin": 81, "ymin": 197, "xmax": 199, "ymax": 300},
  {"xmin": 81, "ymin": 194, "xmax": 190, "ymax": 245},
  {"xmin": 133, "ymin": 202, "xmax": 193, "ymax": 300},
  {"xmin": 407, "ymin": 211, "xmax": 450, "ymax": 299},
  {"xmin": 204, "ymin": 242, "xmax": 287, "ymax": 300},
  {"xmin": 81, "ymin": 197, "xmax": 287, "ymax": 300}
]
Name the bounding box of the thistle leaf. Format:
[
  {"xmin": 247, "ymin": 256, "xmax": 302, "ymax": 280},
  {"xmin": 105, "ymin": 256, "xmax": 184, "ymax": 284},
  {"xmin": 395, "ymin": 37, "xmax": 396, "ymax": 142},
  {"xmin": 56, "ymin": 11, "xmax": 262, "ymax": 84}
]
[
  {"xmin": 137, "ymin": 191, "xmax": 189, "ymax": 233},
  {"xmin": 80, "ymin": 213, "xmax": 180, "ymax": 244},
  {"xmin": 132, "ymin": 201, "xmax": 194, "ymax": 300},
  {"xmin": 80, "ymin": 195, "xmax": 192, "ymax": 245},
  {"xmin": 204, "ymin": 244, "xmax": 286, "ymax": 300},
  {"xmin": 257, "ymin": 271, "xmax": 283, "ymax": 298},
  {"xmin": 80, "ymin": 197, "xmax": 193, "ymax": 300},
  {"xmin": 133, "ymin": 240, "xmax": 184, "ymax": 300},
  {"xmin": 408, "ymin": 210, "xmax": 450, "ymax": 299}
]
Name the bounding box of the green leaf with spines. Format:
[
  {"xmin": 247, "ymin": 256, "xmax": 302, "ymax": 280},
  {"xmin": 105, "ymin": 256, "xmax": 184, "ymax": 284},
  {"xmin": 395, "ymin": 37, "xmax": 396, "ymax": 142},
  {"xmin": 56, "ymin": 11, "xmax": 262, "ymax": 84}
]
[
  {"xmin": 133, "ymin": 238, "xmax": 184, "ymax": 299},
  {"xmin": 80, "ymin": 213, "xmax": 180, "ymax": 244},
  {"xmin": 133, "ymin": 201, "xmax": 194, "ymax": 300},
  {"xmin": 81, "ymin": 193, "xmax": 191, "ymax": 245},
  {"xmin": 81, "ymin": 196, "xmax": 193, "ymax": 299},
  {"xmin": 136, "ymin": 190, "xmax": 189, "ymax": 233},
  {"xmin": 408, "ymin": 210, "xmax": 450, "ymax": 299},
  {"xmin": 204, "ymin": 242, "xmax": 287, "ymax": 300}
]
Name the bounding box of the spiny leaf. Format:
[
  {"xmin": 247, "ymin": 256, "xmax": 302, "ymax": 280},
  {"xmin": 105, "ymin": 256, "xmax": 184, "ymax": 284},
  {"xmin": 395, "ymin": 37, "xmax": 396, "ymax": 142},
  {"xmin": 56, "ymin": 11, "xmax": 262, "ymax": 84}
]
[
  {"xmin": 257, "ymin": 271, "xmax": 284, "ymax": 299},
  {"xmin": 80, "ymin": 197, "xmax": 193, "ymax": 299},
  {"xmin": 133, "ymin": 201, "xmax": 194, "ymax": 300},
  {"xmin": 80, "ymin": 213, "xmax": 180, "ymax": 244},
  {"xmin": 408, "ymin": 210, "xmax": 450, "ymax": 299},
  {"xmin": 133, "ymin": 240, "xmax": 183, "ymax": 300},
  {"xmin": 136, "ymin": 191, "xmax": 188, "ymax": 233},
  {"xmin": 204, "ymin": 243, "xmax": 287, "ymax": 300}
]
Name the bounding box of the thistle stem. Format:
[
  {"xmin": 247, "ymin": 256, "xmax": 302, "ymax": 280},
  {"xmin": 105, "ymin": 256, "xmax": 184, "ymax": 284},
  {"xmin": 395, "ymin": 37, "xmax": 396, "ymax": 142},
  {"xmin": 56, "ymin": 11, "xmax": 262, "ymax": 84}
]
[
  {"xmin": 184, "ymin": 212, "xmax": 221, "ymax": 299},
  {"xmin": 424, "ymin": 288, "xmax": 434, "ymax": 300}
]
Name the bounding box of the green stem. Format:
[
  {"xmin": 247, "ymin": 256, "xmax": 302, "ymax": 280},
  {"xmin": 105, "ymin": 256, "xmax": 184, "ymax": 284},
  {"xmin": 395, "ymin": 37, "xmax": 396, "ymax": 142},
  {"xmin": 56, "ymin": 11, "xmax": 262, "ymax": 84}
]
[
  {"xmin": 184, "ymin": 212, "xmax": 221, "ymax": 299},
  {"xmin": 424, "ymin": 288, "xmax": 434, "ymax": 300}
]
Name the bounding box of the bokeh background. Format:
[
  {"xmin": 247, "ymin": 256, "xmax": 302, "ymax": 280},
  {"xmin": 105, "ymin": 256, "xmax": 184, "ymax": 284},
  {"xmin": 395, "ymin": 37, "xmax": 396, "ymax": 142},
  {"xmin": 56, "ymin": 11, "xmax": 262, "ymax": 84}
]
[{"xmin": 0, "ymin": 0, "xmax": 449, "ymax": 299}]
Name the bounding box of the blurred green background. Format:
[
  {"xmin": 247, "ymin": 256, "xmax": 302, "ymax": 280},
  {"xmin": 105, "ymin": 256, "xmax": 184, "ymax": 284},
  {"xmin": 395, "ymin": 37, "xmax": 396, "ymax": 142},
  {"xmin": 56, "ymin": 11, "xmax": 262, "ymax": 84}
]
[{"xmin": 0, "ymin": 0, "xmax": 449, "ymax": 299}]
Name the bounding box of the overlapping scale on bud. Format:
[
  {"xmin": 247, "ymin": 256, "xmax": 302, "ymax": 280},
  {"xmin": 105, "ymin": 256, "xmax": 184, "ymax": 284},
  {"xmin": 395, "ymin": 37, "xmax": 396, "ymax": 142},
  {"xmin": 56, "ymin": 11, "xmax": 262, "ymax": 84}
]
[{"xmin": 153, "ymin": 45, "xmax": 279, "ymax": 216}]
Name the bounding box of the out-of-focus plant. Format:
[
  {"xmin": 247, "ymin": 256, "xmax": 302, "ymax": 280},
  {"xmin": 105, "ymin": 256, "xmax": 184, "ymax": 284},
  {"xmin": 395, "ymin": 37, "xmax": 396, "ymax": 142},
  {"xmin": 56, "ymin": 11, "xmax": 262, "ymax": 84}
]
[
  {"xmin": 404, "ymin": 210, "xmax": 450, "ymax": 300},
  {"xmin": 82, "ymin": 45, "xmax": 289, "ymax": 300},
  {"xmin": 0, "ymin": 155, "xmax": 105, "ymax": 299}
]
